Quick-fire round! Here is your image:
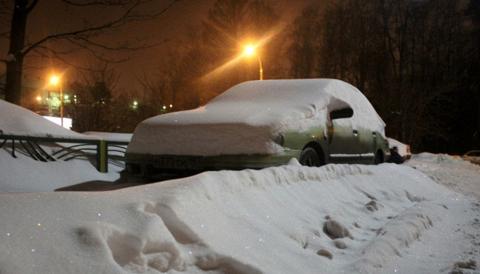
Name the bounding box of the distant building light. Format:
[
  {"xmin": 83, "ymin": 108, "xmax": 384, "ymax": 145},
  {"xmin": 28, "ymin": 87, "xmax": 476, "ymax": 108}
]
[
  {"xmin": 36, "ymin": 96, "xmax": 42, "ymax": 102},
  {"xmin": 169, "ymin": 104, "xmax": 173, "ymax": 108},
  {"xmin": 132, "ymin": 100, "xmax": 138, "ymax": 109},
  {"xmin": 162, "ymin": 105, "xmax": 167, "ymax": 110}
]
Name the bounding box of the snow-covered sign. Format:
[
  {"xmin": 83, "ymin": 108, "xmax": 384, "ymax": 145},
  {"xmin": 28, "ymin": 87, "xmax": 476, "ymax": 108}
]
[{"xmin": 128, "ymin": 79, "xmax": 385, "ymax": 156}]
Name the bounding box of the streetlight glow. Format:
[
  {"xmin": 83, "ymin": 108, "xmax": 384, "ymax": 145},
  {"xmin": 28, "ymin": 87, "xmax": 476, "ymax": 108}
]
[
  {"xmin": 47, "ymin": 72, "xmax": 64, "ymax": 126},
  {"xmin": 244, "ymin": 44, "xmax": 256, "ymax": 57},
  {"xmin": 242, "ymin": 43, "xmax": 263, "ymax": 80},
  {"xmin": 49, "ymin": 75, "xmax": 60, "ymax": 86}
]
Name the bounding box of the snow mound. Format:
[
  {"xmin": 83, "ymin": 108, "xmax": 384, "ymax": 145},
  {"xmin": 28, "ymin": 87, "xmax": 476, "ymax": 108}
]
[
  {"xmin": 0, "ymin": 99, "xmax": 82, "ymax": 138},
  {"xmin": 128, "ymin": 79, "xmax": 385, "ymax": 156},
  {"xmin": 408, "ymin": 153, "xmax": 480, "ymax": 199},
  {"xmin": 0, "ymin": 163, "xmax": 473, "ymax": 274}
]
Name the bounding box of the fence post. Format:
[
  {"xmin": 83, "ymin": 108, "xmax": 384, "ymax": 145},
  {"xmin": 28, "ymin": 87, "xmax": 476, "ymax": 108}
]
[
  {"xmin": 96, "ymin": 140, "xmax": 108, "ymax": 173},
  {"xmin": 11, "ymin": 137, "xmax": 16, "ymax": 158}
]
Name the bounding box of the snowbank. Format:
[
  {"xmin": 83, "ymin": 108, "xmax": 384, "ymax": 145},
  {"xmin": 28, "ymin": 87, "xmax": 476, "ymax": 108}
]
[
  {"xmin": 0, "ymin": 100, "xmax": 123, "ymax": 192},
  {"xmin": 128, "ymin": 79, "xmax": 385, "ymax": 156},
  {"xmin": 0, "ymin": 99, "xmax": 83, "ymax": 138},
  {"xmin": 0, "ymin": 147, "xmax": 122, "ymax": 192},
  {"xmin": 0, "ymin": 163, "xmax": 476, "ymax": 274},
  {"xmin": 407, "ymin": 152, "xmax": 480, "ymax": 199}
]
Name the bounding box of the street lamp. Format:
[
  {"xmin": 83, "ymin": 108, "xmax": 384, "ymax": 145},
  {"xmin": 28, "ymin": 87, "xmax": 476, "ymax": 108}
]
[
  {"xmin": 243, "ymin": 44, "xmax": 263, "ymax": 80},
  {"xmin": 49, "ymin": 74, "xmax": 64, "ymax": 127}
]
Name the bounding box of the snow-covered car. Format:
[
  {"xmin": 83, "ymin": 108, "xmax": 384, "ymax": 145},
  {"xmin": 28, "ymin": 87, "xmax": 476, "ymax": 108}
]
[
  {"xmin": 126, "ymin": 79, "xmax": 389, "ymax": 176},
  {"xmin": 463, "ymin": 150, "xmax": 480, "ymax": 165}
]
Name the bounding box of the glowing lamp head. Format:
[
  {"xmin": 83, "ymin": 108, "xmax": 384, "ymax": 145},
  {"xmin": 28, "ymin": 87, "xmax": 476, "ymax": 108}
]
[
  {"xmin": 244, "ymin": 44, "xmax": 256, "ymax": 57},
  {"xmin": 49, "ymin": 75, "xmax": 60, "ymax": 86}
]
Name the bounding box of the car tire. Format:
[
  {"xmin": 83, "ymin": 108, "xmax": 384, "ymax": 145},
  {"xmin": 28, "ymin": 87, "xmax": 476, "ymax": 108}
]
[
  {"xmin": 374, "ymin": 150, "xmax": 384, "ymax": 165},
  {"xmin": 299, "ymin": 147, "xmax": 322, "ymax": 167}
]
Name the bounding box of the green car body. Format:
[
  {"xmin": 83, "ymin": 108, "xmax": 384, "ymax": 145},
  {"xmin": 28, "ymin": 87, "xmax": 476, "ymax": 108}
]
[
  {"xmin": 126, "ymin": 79, "xmax": 390, "ymax": 177},
  {"xmin": 126, "ymin": 125, "xmax": 389, "ymax": 176}
]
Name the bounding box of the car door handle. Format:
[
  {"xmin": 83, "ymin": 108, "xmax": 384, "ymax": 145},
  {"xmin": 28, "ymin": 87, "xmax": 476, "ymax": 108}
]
[{"xmin": 353, "ymin": 130, "xmax": 359, "ymax": 136}]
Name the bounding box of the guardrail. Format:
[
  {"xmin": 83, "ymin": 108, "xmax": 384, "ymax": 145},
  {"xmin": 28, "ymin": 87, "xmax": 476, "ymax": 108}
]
[{"xmin": 0, "ymin": 134, "xmax": 129, "ymax": 173}]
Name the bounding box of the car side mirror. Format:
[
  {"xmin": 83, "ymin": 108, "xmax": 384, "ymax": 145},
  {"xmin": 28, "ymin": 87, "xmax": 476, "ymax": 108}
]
[{"xmin": 330, "ymin": 107, "xmax": 354, "ymax": 120}]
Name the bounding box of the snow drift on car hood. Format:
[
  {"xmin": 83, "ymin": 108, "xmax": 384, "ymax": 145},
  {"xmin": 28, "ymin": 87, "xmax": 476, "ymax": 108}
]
[{"xmin": 127, "ymin": 79, "xmax": 385, "ymax": 156}]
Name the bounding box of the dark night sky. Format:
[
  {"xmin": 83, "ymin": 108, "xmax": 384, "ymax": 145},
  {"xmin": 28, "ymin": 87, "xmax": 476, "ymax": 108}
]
[{"xmin": 1, "ymin": 0, "xmax": 315, "ymax": 93}]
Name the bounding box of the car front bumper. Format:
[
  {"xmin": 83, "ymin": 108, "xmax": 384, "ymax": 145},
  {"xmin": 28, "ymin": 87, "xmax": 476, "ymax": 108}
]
[{"xmin": 126, "ymin": 149, "xmax": 302, "ymax": 176}]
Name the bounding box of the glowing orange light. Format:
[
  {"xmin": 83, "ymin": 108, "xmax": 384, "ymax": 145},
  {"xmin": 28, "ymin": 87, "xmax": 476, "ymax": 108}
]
[
  {"xmin": 244, "ymin": 44, "xmax": 256, "ymax": 57},
  {"xmin": 49, "ymin": 75, "xmax": 60, "ymax": 86}
]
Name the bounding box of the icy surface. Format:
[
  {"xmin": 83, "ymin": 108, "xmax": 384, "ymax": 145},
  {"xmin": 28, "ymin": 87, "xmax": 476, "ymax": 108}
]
[{"xmin": 128, "ymin": 79, "xmax": 386, "ymax": 156}]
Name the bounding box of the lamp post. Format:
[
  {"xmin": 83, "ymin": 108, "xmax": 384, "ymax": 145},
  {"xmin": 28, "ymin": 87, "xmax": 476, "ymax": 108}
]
[
  {"xmin": 243, "ymin": 44, "xmax": 263, "ymax": 80},
  {"xmin": 49, "ymin": 74, "xmax": 64, "ymax": 127}
]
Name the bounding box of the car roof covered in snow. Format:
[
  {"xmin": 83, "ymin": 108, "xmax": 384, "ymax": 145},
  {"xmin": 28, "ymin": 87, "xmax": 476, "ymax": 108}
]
[{"xmin": 140, "ymin": 79, "xmax": 385, "ymax": 134}]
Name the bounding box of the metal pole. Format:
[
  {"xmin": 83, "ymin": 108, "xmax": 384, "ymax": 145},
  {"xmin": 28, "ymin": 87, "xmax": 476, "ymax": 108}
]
[
  {"xmin": 60, "ymin": 83, "xmax": 64, "ymax": 127},
  {"xmin": 257, "ymin": 56, "xmax": 264, "ymax": 80}
]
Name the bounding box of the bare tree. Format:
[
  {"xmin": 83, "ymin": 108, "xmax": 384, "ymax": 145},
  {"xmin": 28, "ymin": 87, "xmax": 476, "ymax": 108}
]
[{"xmin": 0, "ymin": 0, "xmax": 178, "ymax": 105}]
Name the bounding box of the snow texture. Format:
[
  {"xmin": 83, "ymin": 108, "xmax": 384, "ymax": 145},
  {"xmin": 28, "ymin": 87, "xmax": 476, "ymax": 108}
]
[
  {"xmin": 128, "ymin": 79, "xmax": 386, "ymax": 156},
  {"xmin": 0, "ymin": 161, "xmax": 478, "ymax": 274},
  {"xmin": 0, "ymin": 99, "xmax": 85, "ymax": 138},
  {"xmin": 0, "ymin": 99, "xmax": 121, "ymax": 192}
]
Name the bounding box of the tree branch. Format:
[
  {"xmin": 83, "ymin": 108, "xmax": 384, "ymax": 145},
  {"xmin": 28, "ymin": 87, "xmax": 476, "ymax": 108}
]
[
  {"xmin": 26, "ymin": 46, "xmax": 115, "ymax": 73},
  {"xmin": 26, "ymin": 0, "xmax": 39, "ymax": 14},
  {"xmin": 68, "ymin": 36, "xmax": 169, "ymax": 51},
  {"xmin": 61, "ymin": 0, "xmax": 131, "ymax": 7},
  {"xmin": 22, "ymin": 0, "xmax": 178, "ymax": 56}
]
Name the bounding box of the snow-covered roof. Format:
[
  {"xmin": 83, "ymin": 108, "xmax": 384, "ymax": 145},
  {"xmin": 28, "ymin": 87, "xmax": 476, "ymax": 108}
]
[{"xmin": 128, "ymin": 79, "xmax": 385, "ymax": 156}]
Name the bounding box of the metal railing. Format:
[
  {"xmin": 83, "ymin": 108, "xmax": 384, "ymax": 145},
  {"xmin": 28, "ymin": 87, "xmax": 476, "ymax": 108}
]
[{"xmin": 0, "ymin": 134, "xmax": 129, "ymax": 173}]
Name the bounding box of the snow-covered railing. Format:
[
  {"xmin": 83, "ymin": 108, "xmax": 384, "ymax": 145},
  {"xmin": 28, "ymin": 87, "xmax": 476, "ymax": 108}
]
[{"xmin": 0, "ymin": 134, "xmax": 129, "ymax": 173}]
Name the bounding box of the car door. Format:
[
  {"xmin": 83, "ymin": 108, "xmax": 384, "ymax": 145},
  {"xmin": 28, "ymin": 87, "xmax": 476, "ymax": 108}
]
[
  {"xmin": 327, "ymin": 109, "xmax": 359, "ymax": 163},
  {"xmin": 356, "ymin": 127, "xmax": 376, "ymax": 163}
]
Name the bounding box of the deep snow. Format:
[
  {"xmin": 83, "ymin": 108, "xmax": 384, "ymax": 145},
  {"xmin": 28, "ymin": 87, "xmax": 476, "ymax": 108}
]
[
  {"xmin": 0, "ymin": 161, "xmax": 479, "ymax": 274},
  {"xmin": 0, "ymin": 99, "xmax": 123, "ymax": 192},
  {"xmin": 0, "ymin": 99, "xmax": 479, "ymax": 273}
]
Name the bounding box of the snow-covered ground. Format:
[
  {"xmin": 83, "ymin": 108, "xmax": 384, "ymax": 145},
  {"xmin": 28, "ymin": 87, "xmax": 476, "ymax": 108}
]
[
  {"xmin": 0, "ymin": 158, "xmax": 479, "ymax": 273},
  {"xmin": 0, "ymin": 99, "xmax": 479, "ymax": 273}
]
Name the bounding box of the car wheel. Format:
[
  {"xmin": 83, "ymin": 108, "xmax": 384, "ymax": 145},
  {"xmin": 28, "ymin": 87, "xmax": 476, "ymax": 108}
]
[
  {"xmin": 374, "ymin": 150, "xmax": 384, "ymax": 164},
  {"xmin": 299, "ymin": 147, "xmax": 322, "ymax": 167}
]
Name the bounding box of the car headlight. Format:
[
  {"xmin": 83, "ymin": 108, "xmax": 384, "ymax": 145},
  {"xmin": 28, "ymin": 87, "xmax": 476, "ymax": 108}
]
[{"xmin": 273, "ymin": 134, "xmax": 285, "ymax": 146}]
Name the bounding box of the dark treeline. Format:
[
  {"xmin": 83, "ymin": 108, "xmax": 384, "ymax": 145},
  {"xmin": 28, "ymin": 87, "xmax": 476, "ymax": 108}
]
[
  {"xmin": 290, "ymin": 0, "xmax": 480, "ymax": 153},
  {"xmin": 70, "ymin": 0, "xmax": 479, "ymax": 153}
]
